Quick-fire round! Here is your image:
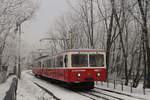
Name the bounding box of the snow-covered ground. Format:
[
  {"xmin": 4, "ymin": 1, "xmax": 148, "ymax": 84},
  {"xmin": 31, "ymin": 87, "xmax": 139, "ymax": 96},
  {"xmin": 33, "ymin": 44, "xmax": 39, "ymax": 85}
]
[
  {"xmin": 0, "ymin": 71, "xmax": 7, "ymax": 84},
  {"xmin": 17, "ymin": 77, "xmax": 54, "ymax": 100},
  {"xmin": 17, "ymin": 70, "xmax": 91, "ymax": 100},
  {"xmin": 95, "ymin": 81, "xmax": 150, "ymax": 100},
  {"xmin": 1, "ymin": 70, "xmax": 150, "ymax": 100},
  {"xmin": 95, "ymin": 83, "xmax": 150, "ymax": 100},
  {"xmin": 0, "ymin": 75, "xmax": 16, "ymax": 100},
  {"xmin": 17, "ymin": 70, "xmax": 150, "ymax": 100}
]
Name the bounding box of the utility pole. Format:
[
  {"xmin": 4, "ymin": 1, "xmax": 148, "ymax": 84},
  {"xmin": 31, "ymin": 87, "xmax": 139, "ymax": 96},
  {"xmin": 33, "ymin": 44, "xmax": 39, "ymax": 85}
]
[
  {"xmin": 18, "ymin": 23, "xmax": 21, "ymax": 79},
  {"xmin": 90, "ymin": 0, "xmax": 94, "ymax": 49},
  {"xmin": 69, "ymin": 29, "xmax": 72, "ymax": 49}
]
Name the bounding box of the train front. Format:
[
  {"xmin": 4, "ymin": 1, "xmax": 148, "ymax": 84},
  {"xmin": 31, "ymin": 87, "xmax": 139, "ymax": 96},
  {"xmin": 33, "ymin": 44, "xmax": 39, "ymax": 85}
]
[{"xmin": 65, "ymin": 50, "xmax": 106, "ymax": 89}]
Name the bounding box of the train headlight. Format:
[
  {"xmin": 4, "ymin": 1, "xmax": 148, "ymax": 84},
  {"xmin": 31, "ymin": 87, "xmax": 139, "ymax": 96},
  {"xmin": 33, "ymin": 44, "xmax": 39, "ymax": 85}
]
[
  {"xmin": 77, "ymin": 73, "xmax": 81, "ymax": 77},
  {"xmin": 97, "ymin": 73, "xmax": 100, "ymax": 77}
]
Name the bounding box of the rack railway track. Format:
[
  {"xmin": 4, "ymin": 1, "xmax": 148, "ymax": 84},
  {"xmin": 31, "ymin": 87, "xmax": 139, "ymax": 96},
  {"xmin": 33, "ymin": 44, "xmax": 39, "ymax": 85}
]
[
  {"xmin": 94, "ymin": 87, "xmax": 145, "ymax": 100},
  {"xmin": 28, "ymin": 72, "xmax": 146, "ymax": 100},
  {"xmin": 33, "ymin": 82, "xmax": 61, "ymax": 100}
]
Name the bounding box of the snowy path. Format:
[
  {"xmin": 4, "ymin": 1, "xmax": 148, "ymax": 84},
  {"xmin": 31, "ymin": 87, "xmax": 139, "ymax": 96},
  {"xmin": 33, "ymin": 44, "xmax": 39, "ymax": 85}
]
[
  {"xmin": 17, "ymin": 71, "xmax": 92, "ymax": 100},
  {"xmin": 17, "ymin": 73, "xmax": 54, "ymax": 100},
  {"xmin": 0, "ymin": 75, "xmax": 16, "ymax": 100},
  {"xmin": 33, "ymin": 82, "xmax": 61, "ymax": 100},
  {"xmin": 16, "ymin": 70, "xmax": 150, "ymax": 100}
]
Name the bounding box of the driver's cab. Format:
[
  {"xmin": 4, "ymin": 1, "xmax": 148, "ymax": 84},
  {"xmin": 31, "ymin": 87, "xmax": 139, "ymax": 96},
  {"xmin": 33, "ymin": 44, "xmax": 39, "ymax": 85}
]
[{"xmin": 63, "ymin": 50, "xmax": 106, "ymax": 68}]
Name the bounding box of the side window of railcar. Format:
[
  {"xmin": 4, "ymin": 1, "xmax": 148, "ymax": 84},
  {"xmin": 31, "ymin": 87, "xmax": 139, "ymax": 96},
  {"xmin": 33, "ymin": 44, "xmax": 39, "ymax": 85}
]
[
  {"xmin": 38, "ymin": 61, "xmax": 41, "ymax": 68},
  {"xmin": 89, "ymin": 54, "xmax": 104, "ymax": 67},
  {"xmin": 44, "ymin": 61, "xmax": 46, "ymax": 68},
  {"xmin": 72, "ymin": 54, "xmax": 88, "ymax": 67},
  {"xmin": 46, "ymin": 59, "xmax": 51, "ymax": 68},
  {"xmin": 42, "ymin": 63, "xmax": 44, "ymax": 68},
  {"xmin": 45, "ymin": 60, "xmax": 47, "ymax": 67},
  {"xmin": 56, "ymin": 56, "xmax": 63, "ymax": 67},
  {"xmin": 51, "ymin": 58, "xmax": 55, "ymax": 68},
  {"xmin": 55, "ymin": 57, "xmax": 58, "ymax": 67},
  {"xmin": 54, "ymin": 58, "xmax": 56, "ymax": 67},
  {"xmin": 49, "ymin": 59, "xmax": 52, "ymax": 67},
  {"xmin": 60, "ymin": 56, "xmax": 63, "ymax": 67},
  {"xmin": 64, "ymin": 55, "xmax": 68, "ymax": 67}
]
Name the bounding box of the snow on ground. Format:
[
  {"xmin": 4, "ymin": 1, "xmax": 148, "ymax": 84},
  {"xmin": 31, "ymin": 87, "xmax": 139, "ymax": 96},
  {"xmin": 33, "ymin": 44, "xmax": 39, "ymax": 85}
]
[
  {"xmin": 17, "ymin": 70, "xmax": 91, "ymax": 100},
  {"xmin": 95, "ymin": 81, "xmax": 150, "ymax": 100},
  {"xmin": 17, "ymin": 70, "xmax": 150, "ymax": 100},
  {"xmin": 17, "ymin": 73, "xmax": 54, "ymax": 100},
  {"xmin": 0, "ymin": 71, "xmax": 7, "ymax": 84},
  {"xmin": 0, "ymin": 75, "xmax": 16, "ymax": 100}
]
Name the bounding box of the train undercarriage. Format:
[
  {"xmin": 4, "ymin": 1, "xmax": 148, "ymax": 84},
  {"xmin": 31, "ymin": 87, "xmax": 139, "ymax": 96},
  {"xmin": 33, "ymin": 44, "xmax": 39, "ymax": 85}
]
[{"xmin": 35, "ymin": 74, "xmax": 94, "ymax": 90}]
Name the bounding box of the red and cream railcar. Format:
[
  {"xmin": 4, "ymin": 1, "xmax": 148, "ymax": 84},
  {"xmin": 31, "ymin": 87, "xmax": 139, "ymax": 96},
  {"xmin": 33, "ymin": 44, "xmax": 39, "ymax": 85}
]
[{"xmin": 32, "ymin": 49, "xmax": 106, "ymax": 89}]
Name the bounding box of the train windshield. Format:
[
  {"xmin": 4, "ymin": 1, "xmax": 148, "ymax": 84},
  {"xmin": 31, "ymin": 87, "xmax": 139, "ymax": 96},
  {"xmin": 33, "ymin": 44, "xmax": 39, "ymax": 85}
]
[
  {"xmin": 89, "ymin": 54, "xmax": 104, "ymax": 67},
  {"xmin": 72, "ymin": 54, "xmax": 88, "ymax": 67}
]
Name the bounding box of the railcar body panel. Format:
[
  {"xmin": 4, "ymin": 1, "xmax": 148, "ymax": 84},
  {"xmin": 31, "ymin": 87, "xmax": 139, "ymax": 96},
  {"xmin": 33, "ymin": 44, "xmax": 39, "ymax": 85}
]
[
  {"xmin": 32, "ymin": 68, "xmax": 106, "ymax": 83},
  {"xmin": 32, "ymin": 68, "xmax": 43, "ymax": 76},
  {"xmin": 32, "ymin": 49, "xmax": 107, "ymax": 89},
  {"xmin": 67, "ymin": 68, "xmax": 106, "ymax": 82}
]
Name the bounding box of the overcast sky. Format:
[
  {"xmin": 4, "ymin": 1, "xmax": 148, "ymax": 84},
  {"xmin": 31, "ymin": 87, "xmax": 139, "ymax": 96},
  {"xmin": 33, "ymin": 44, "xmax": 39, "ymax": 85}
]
[{"xmin": 22, "ymin": 0, "xmax": 70, "ymax": 47}]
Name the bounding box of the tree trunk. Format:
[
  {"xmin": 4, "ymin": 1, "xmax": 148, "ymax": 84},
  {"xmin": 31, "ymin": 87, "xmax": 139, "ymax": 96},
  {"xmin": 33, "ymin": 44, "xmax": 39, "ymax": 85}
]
[
  {"xmin": 137, "ymin": 0, "xmax": 150, "ymax": 88},
  {"xmin": 106, "ymin": 12, "xmax": 114, "ymax": 79},
  {"xmin": 0, "ymin": 57, "xmax": 1, "ymax": 72},
  {"xmin": 90, "ymin": 0, "xmax": 94, "ymax": 48},
  {"xmin": 111, "ymin": 0, "xmax": 128, "ymax": 85}
]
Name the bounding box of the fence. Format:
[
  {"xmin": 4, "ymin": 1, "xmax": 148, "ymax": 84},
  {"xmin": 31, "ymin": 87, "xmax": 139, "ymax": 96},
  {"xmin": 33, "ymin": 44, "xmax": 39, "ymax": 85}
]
[
  {"xmin": 0, "ymin": 71, "xmax": 7, "ymax": 83},
  {"xmin": 99, "ymin": 79, "xmax": 148, "ymax": 95},
  {"xmin": 0, "ymin": 66, "xmax": 8, "ymax": 83},
  {"xmin": 4, "ymin": 77, "xmax": 18, "ymax": 100}
]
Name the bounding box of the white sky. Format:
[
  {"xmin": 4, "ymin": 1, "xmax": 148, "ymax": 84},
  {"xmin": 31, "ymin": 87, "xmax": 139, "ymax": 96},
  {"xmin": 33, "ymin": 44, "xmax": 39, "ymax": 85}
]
[{"xmin": 22, "ymin": 0, "xmax": 70, "ymax": 47}]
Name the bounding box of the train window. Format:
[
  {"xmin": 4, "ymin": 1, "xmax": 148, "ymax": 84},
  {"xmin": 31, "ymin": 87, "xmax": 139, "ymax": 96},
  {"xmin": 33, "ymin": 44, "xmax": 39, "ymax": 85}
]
[
  {"xmin": 46, "ymin": 60, "xmax": 49, "ymax": 68},
  {"xmin": 46, "ymin": 59, "xmax": 51, "ymax": 68},
  {"xmin": 49, "ymin": 59, "xmax": 52, "ymax": 67},
  {"xmin": 64, "ymin": 55, "xmax": 68, "ymax": 67},
  {"xmin": 56, "ymin": 56, "xmax": 63, "ymax": 67},
  {"xmin": 52, "ymin": 58, "xmax": 55, "ymax": 67},
  {"xmin": 89, "ymin": 54, "xmax": 104, "ymax": 67},
  {"xmin": 42, "ymin": 64, "xmax": 45, "ymax": 68},
  {"xmin": 72, "ymin": 54, "xmax": 88, "ymax": 67},
  {"xmin": 38, "ymin": 62, "xmax": 41, "ymax": 68}
]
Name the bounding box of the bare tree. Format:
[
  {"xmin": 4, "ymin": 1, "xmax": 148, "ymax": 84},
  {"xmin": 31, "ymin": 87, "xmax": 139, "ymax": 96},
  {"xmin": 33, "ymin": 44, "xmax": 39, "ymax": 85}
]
[
  {"xmin": 136, "ymin": 0, "xmax": 150, "ymax": 88},
  {"xmin": 0, "ymin": 0, "xmax": 38, "ymax": 73},
  {"xmin": 44, "ymin": 0, "xmax": 150, "ymax": 88}
]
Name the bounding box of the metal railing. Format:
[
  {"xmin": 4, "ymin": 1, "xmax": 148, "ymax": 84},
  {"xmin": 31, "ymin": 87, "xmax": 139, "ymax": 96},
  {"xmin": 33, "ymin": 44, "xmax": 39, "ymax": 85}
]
[
  {"xmin": 100, "ymin": 79, "xmax": 148, "ymax": 95},
  {"xmin": 4, "ymin": 77, "xmax": 18, "ymax": 100},
  {"xmin": 0, "ymin": 71, "xmax": 7, "ymax": 83}
]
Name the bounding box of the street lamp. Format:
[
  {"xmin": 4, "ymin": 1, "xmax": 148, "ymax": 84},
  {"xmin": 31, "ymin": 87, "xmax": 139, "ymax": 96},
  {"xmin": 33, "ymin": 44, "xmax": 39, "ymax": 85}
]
[{"xmin": 68, "ymin": 30, "xmax": 72, "ymax": 49}]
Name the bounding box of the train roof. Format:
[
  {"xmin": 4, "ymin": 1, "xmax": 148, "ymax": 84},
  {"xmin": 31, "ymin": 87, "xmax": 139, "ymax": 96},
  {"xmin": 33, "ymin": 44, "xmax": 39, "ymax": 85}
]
[
  {"xmin": 36, "ymin": 49, "xmax": 105, "ymax": 60},
  {"xmin": 64, "ymin": 49, "xmax": 105, "ymax": 52},
  {"xmin": 55, "ymin": 49, "xmax": 106, "ymax": 56}
]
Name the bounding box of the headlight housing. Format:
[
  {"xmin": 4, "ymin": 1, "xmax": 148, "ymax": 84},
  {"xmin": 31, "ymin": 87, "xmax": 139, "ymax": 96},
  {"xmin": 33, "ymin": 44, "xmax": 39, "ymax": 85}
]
[
  {"xmin": 77, "ymin": 73, "xmax": 81, "ymax": 77},
  {"xmin": 97, "ymin": 73, "xmax": 100, "ymax": 77}
]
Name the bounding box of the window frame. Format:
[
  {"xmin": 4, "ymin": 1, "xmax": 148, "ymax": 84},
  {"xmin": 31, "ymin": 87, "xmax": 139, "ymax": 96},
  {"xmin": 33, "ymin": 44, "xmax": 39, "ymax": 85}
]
[
  {"xmin": 71, "ymin": 54, "xmax": 88, "ymax": 67},
  {"xmin": 89, "ymin": 54, "xmax": 104, "ymax": 67},
  {"xmin": 70, "ymin": 52, "xmax": 106, "ymax": 68}
]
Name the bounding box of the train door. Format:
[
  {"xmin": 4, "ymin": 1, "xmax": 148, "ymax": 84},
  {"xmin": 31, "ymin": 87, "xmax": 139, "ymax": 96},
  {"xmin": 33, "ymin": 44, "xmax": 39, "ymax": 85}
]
[{"xmin": 64, "ymin": 55, "xmax": 68, "ymax": 67}]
